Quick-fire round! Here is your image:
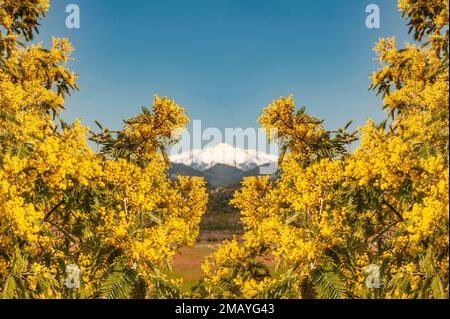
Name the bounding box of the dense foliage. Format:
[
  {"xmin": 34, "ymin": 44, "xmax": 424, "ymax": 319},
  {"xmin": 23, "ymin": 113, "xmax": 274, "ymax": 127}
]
[
  {"xmin": 0, "ymin": 0, "xmax": 448, "ymax": 299},
  {"xmin": 0, "ymin": 0, "xmax": 207, "ymax": 298},
  {"xmin": 199, "ymin": 0, "xmax": 449, "ymax": 299}
]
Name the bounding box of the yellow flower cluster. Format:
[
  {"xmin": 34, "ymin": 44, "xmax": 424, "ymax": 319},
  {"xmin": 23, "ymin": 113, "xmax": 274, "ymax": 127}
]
[
  {"xmin": 201, "ymin": 0, "xmax": 448, "ymax": 299},
  {"xmin": 0, "ymin": 0, "xmax": 208, "ymax": 299}
]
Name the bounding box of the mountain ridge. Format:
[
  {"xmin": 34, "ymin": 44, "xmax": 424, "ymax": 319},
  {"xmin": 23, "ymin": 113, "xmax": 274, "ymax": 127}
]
[
  {"xmin": 169, "ymin": 143, "xmax": 278, "ymax": 172},
  {"xmin": 168, "ymin": 144, "xmax": 278, "ymax": 188}
]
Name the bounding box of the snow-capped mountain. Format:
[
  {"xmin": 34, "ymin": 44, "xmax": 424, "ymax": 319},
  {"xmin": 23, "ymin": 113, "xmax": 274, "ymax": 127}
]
[{"xmin": 169, "ymin": 143, "xmax": 278, "ymax": 172}]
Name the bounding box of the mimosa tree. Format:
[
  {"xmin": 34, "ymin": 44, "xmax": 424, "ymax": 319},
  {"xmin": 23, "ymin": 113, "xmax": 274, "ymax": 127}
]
[
  {"xmin": 199, "ymin": 0, "xmax": 449, "ymax": 299},
  {"xmin": 0, "ymin": 0, "xmax": 207, "ymax": 299}
]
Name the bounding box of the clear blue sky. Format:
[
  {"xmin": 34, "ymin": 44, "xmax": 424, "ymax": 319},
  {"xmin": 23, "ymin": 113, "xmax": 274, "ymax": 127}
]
[{"xmin": 36, "ymin": 0, "xmax": 412, "ymax": 137}]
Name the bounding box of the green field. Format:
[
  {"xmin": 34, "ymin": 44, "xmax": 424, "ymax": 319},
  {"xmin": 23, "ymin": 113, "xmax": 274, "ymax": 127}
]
[
  {"xmin": 171, "ymin": 187, "xmax": 243, "ymax": 290},
  {"xmin": 172, "ymin": 245, "xmax": 215, "ymax": 290}
]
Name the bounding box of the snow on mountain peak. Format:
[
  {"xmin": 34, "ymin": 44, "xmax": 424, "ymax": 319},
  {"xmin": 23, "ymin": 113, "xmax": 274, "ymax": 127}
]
[{"xmin": 169, "ymin": 143, "xmax": 278, "ymax": 172}]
